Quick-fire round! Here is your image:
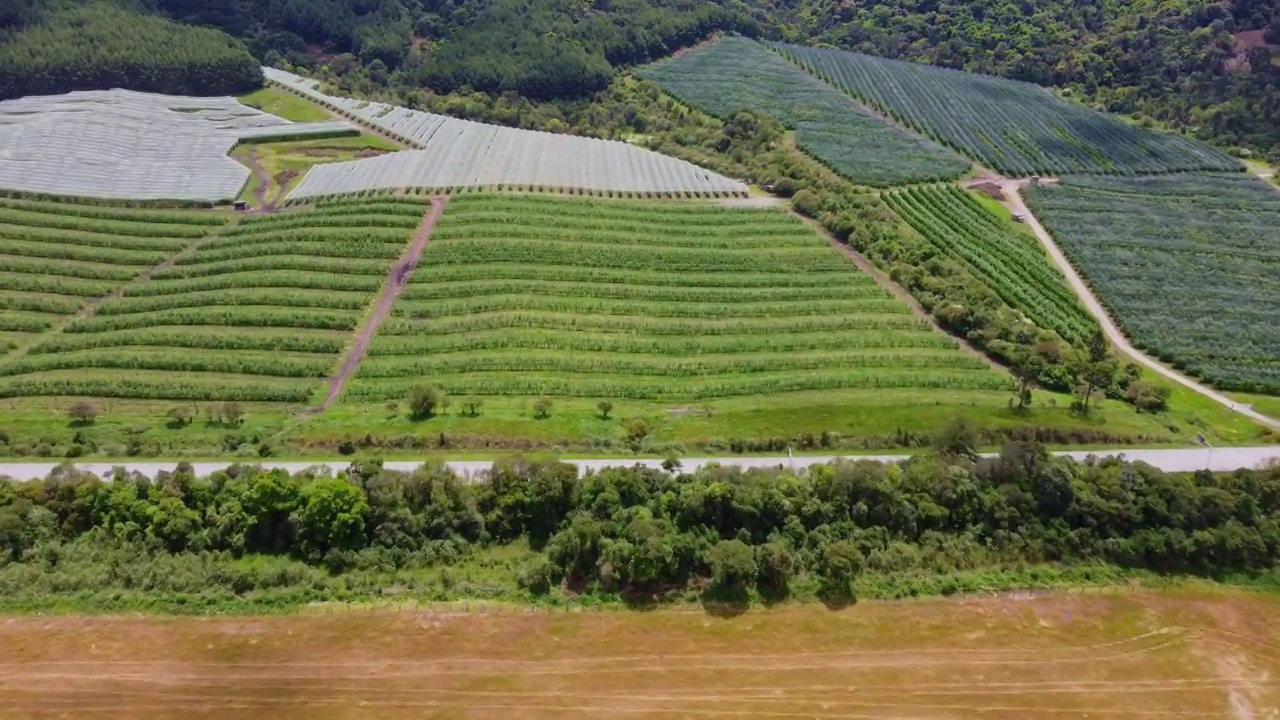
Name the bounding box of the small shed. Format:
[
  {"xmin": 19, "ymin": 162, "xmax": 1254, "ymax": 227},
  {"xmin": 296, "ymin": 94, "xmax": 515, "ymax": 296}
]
[{"xmin": 233, "ymin": 200, "xmax": 250, "ymax": 212}]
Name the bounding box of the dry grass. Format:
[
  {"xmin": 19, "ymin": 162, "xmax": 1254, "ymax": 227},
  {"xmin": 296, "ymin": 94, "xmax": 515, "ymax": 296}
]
[{"xmin": 3, "ymin": 590, "xmax": 1279, "ymax": 719}]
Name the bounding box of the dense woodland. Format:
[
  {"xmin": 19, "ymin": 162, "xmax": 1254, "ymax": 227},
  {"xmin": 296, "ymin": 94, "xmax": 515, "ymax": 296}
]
[
  {"xmin": 0, "ymin": 3, "xmax": 262, "ymax": 100},
  {"xmin": 4, "ymin": 0, "xmax": 1275, "ymax": 155},
  {"xmin": 2, "ymin": 440, "xmax": 1279, "ymax": 609}
]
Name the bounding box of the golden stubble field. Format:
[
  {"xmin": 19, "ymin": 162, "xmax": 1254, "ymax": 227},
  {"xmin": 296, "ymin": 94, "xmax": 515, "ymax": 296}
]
[{"xmin": 2, "ymin": 591, "xmax": 1278, "ymax": 720}]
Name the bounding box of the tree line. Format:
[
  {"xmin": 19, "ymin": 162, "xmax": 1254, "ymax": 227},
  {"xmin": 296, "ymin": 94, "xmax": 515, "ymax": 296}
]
[
  {"xmin": 0, "ymin": 3, "xmax": 262, "ymax": 100},
  {"xmin": 2, "ymin": 437, "xmax": 1278, "ymax": 607}
]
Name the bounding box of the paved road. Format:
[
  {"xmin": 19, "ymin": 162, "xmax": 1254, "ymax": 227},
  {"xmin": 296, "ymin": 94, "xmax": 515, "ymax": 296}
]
[
  {"xmin": 1, "ymin": 446, "xmax": 1276, "ymax": 481},
  {"xmin": 1001, "ymin": 179, "xmax": 1280, "ymax": 433}
]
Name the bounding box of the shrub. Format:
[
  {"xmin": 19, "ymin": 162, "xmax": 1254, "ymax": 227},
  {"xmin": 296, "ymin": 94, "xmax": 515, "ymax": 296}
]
[
  {"xmin": 532, "ymin": 397, "xmax": 552, "ymax": 419},
  {"xmin": 67, "ymin": 401, "xmax": 101, "ymax": 424},
  {"xmin": 409, "ymin": 385, "xmax": 446, "ymax": 418}
]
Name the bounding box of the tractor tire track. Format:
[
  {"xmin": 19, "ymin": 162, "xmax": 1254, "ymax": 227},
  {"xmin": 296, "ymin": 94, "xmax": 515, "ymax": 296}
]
[
  {"xmin": 317, "ymin": 196, "xmax": 447, "ymax": 411},
  {"xmin": 241, "ymin": 147, "xmax": 275, "ymax": 212}
]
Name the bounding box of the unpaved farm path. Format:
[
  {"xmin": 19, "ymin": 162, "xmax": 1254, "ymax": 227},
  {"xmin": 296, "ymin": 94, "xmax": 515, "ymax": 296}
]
[
  {"xmin": 999, "ymin": 179, "xmax": 1280, "ymax": 433},
  {"xmin": 242, "ymin": 147, "xmax": 276, "ymax": 212},
  {"xmin": 318, "ymin": 196, "xmax": 447, "ymax": 411}
]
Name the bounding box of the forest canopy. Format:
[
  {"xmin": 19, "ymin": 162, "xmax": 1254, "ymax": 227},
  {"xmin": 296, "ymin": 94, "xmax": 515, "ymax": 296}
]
[{"xmin": 0, "ymin": 2, "xmax": 262, "ymax": 100}]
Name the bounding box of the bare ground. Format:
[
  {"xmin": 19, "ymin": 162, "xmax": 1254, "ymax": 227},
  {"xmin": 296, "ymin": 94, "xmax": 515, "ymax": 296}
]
[
  {"xmin": 317, "ymin": 196, "xmax": 448, "ymax": 410},
  {"xmin": 2, "ymin": 590, "xmax": 1276, "ymax": 719}
]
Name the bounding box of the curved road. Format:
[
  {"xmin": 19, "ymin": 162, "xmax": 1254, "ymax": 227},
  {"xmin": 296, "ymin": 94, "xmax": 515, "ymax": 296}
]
[
  {"xmin": 1001, "ymin": 179, "xmax": 1280, "ymax": 433},
  {"xmin": 0, "ymin": 446, "xmax": 1276, "ymax": 481}
]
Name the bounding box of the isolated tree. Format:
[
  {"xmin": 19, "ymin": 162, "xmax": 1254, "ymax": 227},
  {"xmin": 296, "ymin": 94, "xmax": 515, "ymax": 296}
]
[
  {"xmin": 532, "ymin": 397, "xmax": 552, "ymax": 419},
  {"xmin": 1071, "ymin": 329, "xmax": 1117, "ymax": 415},
  {"xmin": 166, "ymin": 405, "xmax": 194, "ymax": 427},
  {"xmin": 597, "ymin": 399, "xmax": 613, "ymax": 420},
  {"xmin": 934, "ymin": 417, "xmax": 980, "ymax": 460},
  {"xmin": 67, "ymin": 401, "xmax": 100, "ymax": 424},
  {"xmin": 408, "ymin": 385, "xmax": 446, "ymax": 418},
  {"xmin": 1009, "ymin": 349, "xmax": 1045, "ymax": 412},
  {"xmin": 625, "ymin": 418, "xmax": 651, "ymax": 444},
  {"xmin": 221, "ymin": 401, "xmax": 245, "ymax": 426},
  {"xmin": 462, "ymin": 398, "xmax": 483, "ymax": 417},
  {"xmin": 708, "ymin": 539, "xmax": 757, "ymax": 593},
  {"xmin": 757, "ymin": 541, "xmax": 795, "ymax": 595},
  {"xmin": 384, "ymin": 400, "xmax": 399, "ymax": 417},
  {"xmin": 661, "ymin": 453, "xmax": 682, "ymax": 474},
  {"xmin": 818, "ymin": 540, "xmax": 864, "ymax": 601}
]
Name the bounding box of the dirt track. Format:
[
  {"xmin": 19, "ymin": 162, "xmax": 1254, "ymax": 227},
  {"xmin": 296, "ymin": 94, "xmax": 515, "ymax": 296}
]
[
  {"xmin": 318, "ymin": 196, "xmax": 447, "ymax": 410},
  {"xmin": 999, "ymin": 179, "xmax": 1280, "ymax": 433},
  {"xmin": 242, "ymin": 147, "xmax": 275, "ymax": 211},
  {"xmin": 2, "ymin": 591, "xmax": 1275, "ymax": 719}
]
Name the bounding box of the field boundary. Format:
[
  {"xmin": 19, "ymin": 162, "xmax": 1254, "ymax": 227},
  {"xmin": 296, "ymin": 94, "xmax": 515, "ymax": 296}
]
[
  {"xmin": 789, "ymin": 209, "xmax": 1002, "ymax": 372},
  {"xmin": 1000, "ymin": 178, "xmax": 1280, "ymax": 432},
  {"xmin": 317, "ymin": 195, "xmax": 448, "ymax": 410}
]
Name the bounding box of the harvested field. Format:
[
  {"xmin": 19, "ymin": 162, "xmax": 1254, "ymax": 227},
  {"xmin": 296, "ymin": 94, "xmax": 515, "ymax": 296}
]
[{"xmin": 3, "ymin": 590, "xmax": 1278, "ymax": 719}]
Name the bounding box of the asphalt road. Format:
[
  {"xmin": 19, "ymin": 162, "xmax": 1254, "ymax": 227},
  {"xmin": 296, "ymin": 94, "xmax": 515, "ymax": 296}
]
[{"xmin": 0, "ymin": 446, "xmax": 1276, "ymax": 481}]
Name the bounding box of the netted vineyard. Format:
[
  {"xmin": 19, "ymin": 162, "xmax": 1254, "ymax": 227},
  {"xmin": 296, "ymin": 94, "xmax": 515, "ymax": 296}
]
[
  {"xmin": 0, "ymin": 198, "xmax": 431, "ymax": 402},
  {"xmin": 773, "ymin": 43, "xmax": 1241, "ymax": 178},
  {"xmin": 345, "ymin": 194, "xmax": 1007, "ymax": 401},
  {"xmin": 884, "ymin": 186, "xmax": 1096, "ymax": 344},
  {"xmin": 638, "ymin": 37, "xmax": 969, "ymax": 187},
  {"xmin": 263, "ymin": 68, "xmax": 746, "ymax": 200},
  {"xmin": 1025, "ymin": 174, "xmax": 1280, "ymax": 394},
  {"xmin": 0, "ymin": 198, "xmax": 224, "ymax": 359},
  {"xmin": 0, "ymin": 88, "xmax": 351, "ymax": 202}
]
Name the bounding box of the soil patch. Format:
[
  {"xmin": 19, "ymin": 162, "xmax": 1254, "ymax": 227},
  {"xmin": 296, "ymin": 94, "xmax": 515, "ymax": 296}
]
[{"xmin": 2, "ymin": 591, "xmax": 1275, "ymax": 719}]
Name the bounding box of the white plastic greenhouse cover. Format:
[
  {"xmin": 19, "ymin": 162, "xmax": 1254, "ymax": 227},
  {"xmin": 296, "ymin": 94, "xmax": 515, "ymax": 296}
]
[
  {"xmin": 262, "ymin": 68, "xmax": 747, "ymax": 200},
  {"xmin": 0, "ymin": 87, "xmax": 352, "ymax": 202}
]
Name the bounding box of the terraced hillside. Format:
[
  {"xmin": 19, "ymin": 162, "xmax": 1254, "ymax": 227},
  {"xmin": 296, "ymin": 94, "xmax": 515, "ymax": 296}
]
[
  {"xmin": 639, "ymin": 37, "xmax": 969, "ymax": 187},
  {"xmin": 0, "ymin": 197, "xmax": 432, "ymax": 402},
  {"xmin": 884, "ymin": 186, "xmax": 1096, "ymax": 344},
  {"xmin": 774, "ymin": 42, "xmax": 1241, "ymax": 177},
  {"xmin": 1025, "ymin": 173, "xmax": 1280, "ymax": 395},
  {"xmin": 345, "ymin": 194, "xmax": 1005, "ymax": 402},
  {"xmin": 0, "ymin": 198, "xmax": 226, "ymax": 357}
]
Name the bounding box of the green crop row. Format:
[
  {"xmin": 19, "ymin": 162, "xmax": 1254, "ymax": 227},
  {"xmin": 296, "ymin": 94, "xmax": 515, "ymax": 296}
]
[
  {"xmin": 151, "ymin": 255, "xmax": 391, "ymax": 280},
  {"xmin": 0, "ymin": 198, "xmax": 226, "ymax": 226},
  {"xmin": 393, "ymin": 294, "xmax": 908, "ymax": 320},
  {"xmin": 356, "ymin": 348, "xmax": 987, "ymax": 379},
  {"xmin": 97, "ymin": 288, "xmax": 372, "ymax": 316},
  {"xmin": 407, "ymin": 264, "xmax": 866, "ymax": 289},
  {"xmin": 429, "ymin": 221, "xmax": 819, "ymax": 250},
  {"xmin": 65, "ymin": 307, "xmax": 358, "ymax": 333},
  {"xmin": 0, "ymin": 291, "xmax": 84, "ymax": 315},
  {"xmin": 398, "ymin": 279, "xmax": 886, "ymax": 304},
  {"xmin": 123, "ymin": 270, "xmax": 383, "ymax": 297},
  {"xmin": 0, "ymin": 238, "xmax": 166, "ymax": 267},
  {"xmin": 0, "ymin": 207, "xmax": 211, "ymax": 239},
  {"xmin": 379, "ymin": 311, "xmax": 927, "ymax": 337},
  {"xmin": 443, "ymin": 194, "xmax": 782, "ymax": 226},
  {"xmin": 0, "ymin": 349, "xmax": 334, "ymax": 379},
  {"xmin": 885, "ymin": 186, "xmax": 1096, "ymax": 344},
  {"xmin": 0, "ymin": 314, "xmax": 53, "ymax": 333},
  {"xmin": 0, "ymin": 271, "xmax": 115, "ymax": 297},
  {"xmin": 226, "ymin": 212, "xmax": 422, "ymax": 235},
  {"xmin": 0, "ymin": 222, "xmax": 193, "ymax": 252},
  {"xmin": 315, "ymin": 195, "xmax": 431, "ymax": 210},
  {"xmin": 0, "ymin": 254, "xmax": 141, "ymax": 282},
  {"xmin": 418, "ymin": 238, "xmax": 852, "ymax": 274},
  {"xmin": 368, "ymin": 327, "xmax": 955, "ymax": 357},
  {"xmin": 180, "ymin": 238, "xmax": 404, "ymax": 265},
  {"xmin": 29, "ymin": 328, "xmax": 348, "ymax": 355},
  {"xmin": 0, "ymin": 374, "xmax": 315, "ymax": 402},
  {"xmin": 345, "ymin": 368, "xmax": 1010, "ymax": 401}
]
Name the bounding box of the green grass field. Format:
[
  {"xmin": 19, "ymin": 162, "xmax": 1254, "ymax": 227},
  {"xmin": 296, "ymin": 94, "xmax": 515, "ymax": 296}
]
[{"xmin": 238, "ymin": 86, "xmax": 335, "ymax": 123}]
